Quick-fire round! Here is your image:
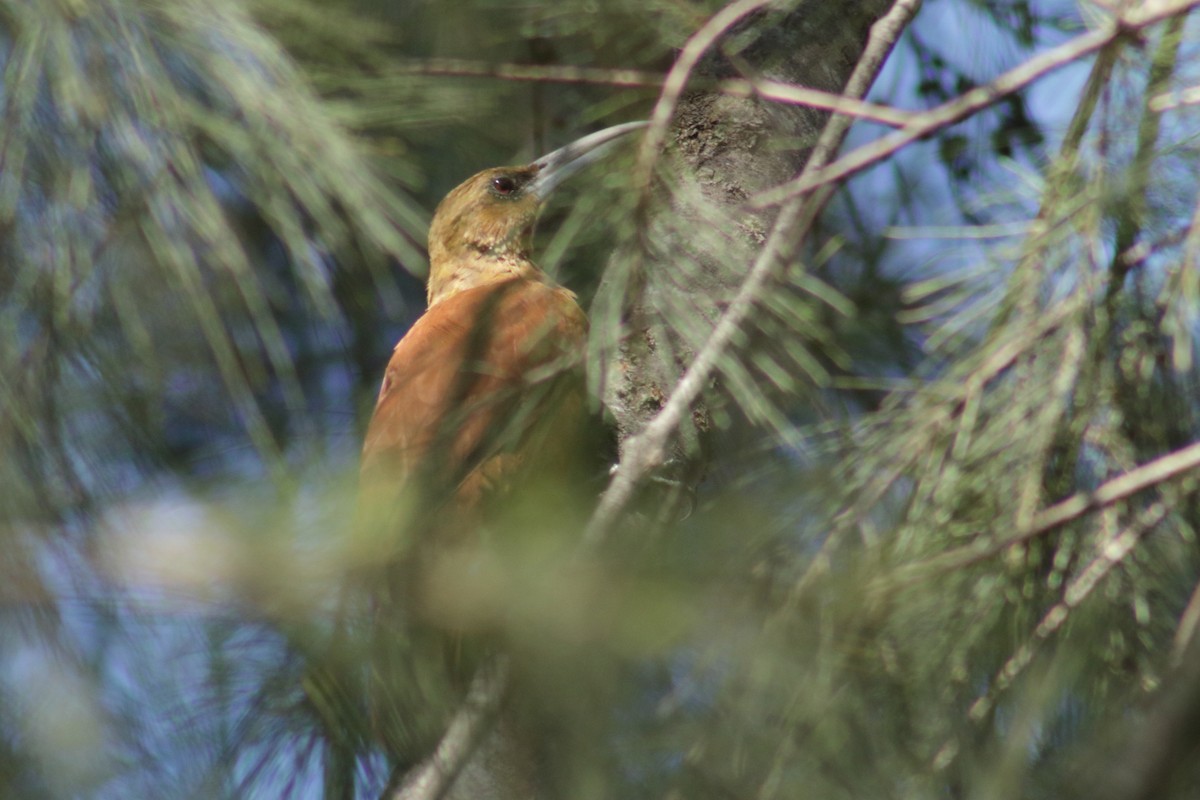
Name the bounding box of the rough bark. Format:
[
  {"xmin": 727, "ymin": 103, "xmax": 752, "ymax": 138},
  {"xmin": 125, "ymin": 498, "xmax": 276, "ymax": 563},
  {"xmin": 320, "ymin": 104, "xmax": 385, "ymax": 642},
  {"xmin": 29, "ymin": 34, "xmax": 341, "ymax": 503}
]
[{"xmin": 605, "ymin": 0, "xmax": 895, "ymax": 502}]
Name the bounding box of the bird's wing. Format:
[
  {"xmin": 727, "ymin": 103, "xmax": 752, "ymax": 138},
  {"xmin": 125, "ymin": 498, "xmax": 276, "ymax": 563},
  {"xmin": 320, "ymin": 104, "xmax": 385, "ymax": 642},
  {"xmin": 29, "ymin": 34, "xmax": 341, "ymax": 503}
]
[{"xmin": 360, "ymin": 277, "xmax": 588, "ymax": 509}]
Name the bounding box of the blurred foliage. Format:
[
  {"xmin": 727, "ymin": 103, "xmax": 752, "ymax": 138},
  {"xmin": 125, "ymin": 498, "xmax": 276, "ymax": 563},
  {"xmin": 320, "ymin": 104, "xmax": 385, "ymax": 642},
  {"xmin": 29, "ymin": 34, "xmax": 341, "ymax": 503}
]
[{"xmin": 2, "ymin": 0, "xmax": 1200, "ymax": 799}]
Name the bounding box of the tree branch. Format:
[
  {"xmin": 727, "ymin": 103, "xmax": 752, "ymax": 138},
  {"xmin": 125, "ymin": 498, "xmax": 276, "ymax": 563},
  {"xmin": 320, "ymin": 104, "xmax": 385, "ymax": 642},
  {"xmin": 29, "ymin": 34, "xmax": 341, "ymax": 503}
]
[
  {"xmin": 962, "ymin": 500, "xmax": 1171, "ymax": 727},
  {"xmin": 387, "ymin": 658, "xmax": 511, "ymax": 800},
  {"xmin": 750, "ymin": 0, "xmax": 1200, "ymax": 210},
  {"xmin": 383, "ymin": 58, "xmax": 913, "ymax": 127},
  {"xmin": 877, "ymin": 439, "xmax": 1200, "ymax": 592},
  {"xmin": 1107, "ymin": 13, "xmax": 1185, "ymax": 295}
]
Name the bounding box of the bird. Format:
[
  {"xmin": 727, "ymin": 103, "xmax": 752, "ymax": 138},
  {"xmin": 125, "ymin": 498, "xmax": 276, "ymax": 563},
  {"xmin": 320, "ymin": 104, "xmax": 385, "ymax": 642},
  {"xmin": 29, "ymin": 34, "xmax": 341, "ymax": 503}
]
[
  {"xmin": 336, "ymin": 122, "xmax": 646, "ymax": 800},
  {"xmin": 357, "ymin": 121, "xmax": 646, "ymax": 626}
]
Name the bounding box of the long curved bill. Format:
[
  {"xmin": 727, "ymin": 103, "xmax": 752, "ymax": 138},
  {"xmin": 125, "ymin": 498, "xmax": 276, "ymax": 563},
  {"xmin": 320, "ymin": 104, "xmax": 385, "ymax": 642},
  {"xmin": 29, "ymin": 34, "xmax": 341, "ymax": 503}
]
[{"xmin": 527, "ymin": 121, "xmax": 649, "ymax": 200}]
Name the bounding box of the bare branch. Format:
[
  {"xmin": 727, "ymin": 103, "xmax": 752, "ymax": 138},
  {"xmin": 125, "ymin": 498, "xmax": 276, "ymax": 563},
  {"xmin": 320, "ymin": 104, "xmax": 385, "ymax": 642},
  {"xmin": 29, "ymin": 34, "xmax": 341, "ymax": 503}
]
[
  {"xmin": 930, "ymin": 501, "xmax": 1174, "ymax": 776},
  {"xmin": 752, "ymin": 78, "xmax": 912, "ymax": 126},
  {"xmin": 877, "ymin": 440, "xmax": 1200, "ymax": 591},
  {"xmin": 1107, "ymin": 14, "xmax": 1185, "ymax": 294},
  {"xmin": 750, "ymin": 0, "xmax": 1200, "ymax": 209},
  {"xmin": 962, "ymin": 501, "xmax": 1170, "ymax": 727},
  {"xmin": 384, "ymin": 58, "xmax": 914, "ymax": 127},
  {"xmin": 387, "ymin": 658, "xmax": 511, "ymax": 800},
  {"xmin": 1171, "ymin": 574, "xmax": 1200, "ymax": 664}
]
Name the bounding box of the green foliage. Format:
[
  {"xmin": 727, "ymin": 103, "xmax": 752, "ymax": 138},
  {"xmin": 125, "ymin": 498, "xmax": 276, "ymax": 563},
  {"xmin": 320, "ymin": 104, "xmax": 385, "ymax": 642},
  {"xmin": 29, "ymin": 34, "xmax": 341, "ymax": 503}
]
[{"xmin": 3, "ymin": 0, "xmax": 1200, "ymax": 799}]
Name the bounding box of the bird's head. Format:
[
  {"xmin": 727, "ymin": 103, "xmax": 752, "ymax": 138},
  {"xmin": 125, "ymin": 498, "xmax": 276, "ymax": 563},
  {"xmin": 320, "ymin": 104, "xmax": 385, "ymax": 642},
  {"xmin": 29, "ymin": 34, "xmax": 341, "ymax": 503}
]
[{"xmin": 426, "ymin": 121, "xmax": 646, "ymax": 306}]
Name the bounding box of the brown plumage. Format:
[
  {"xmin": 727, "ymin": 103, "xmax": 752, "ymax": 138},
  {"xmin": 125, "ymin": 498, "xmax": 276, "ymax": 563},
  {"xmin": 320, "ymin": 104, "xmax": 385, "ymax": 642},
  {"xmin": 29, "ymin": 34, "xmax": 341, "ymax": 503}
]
[{"xmin": 360, "ymin": 275, "xmax": 588, "ymax": 518}]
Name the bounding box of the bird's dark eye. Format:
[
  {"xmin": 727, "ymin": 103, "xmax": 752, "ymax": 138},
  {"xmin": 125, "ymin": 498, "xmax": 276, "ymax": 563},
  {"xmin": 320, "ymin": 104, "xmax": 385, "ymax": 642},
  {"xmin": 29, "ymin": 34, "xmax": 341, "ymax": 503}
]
[{"xmin": 491, "ymin": 175, "xmax": 518, "ymax": 196}]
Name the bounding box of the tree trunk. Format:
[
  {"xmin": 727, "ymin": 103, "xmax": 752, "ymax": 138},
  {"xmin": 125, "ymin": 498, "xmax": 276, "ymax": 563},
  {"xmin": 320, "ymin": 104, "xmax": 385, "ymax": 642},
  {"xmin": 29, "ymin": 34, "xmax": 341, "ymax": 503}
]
[{"xmin": 605, "ymin": 0, "xmax": 895, "ymax": 506}]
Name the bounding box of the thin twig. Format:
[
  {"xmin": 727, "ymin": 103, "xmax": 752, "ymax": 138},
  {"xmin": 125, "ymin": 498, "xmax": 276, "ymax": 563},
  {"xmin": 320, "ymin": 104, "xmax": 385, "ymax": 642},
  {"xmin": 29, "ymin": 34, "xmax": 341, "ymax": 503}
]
[
  {"xmin": 388, "ymin": 658, "xmax": 511, "ymax": 800},
  {"xmin": 1171, "ymin": 573, "xmax": 1200, "ymax": 664},
  {"xmin": 962, "ymin": 500, "xmax": 1170, "ymax": 726},
  {"xmin": 1107, "ymin": 13, "xmax": 1185, "ymax": 294},
  {"xmin": 749, "ymin": 0, "xmax": 1200, "ymax": 209},
  {"xmin": 383, "ymin": 58, "xmax": 914, "ymax": 127},
  {"xmin": 927, "ymin": 499, "xmax": 1174, "ymax": 775},
  {"xmin": 875, "ymin": 439, "xmax": 1200, "ymax": 592},
  {"xmin": 583, "ymin": 0, "xmax": 924, "ymax": 548}
]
